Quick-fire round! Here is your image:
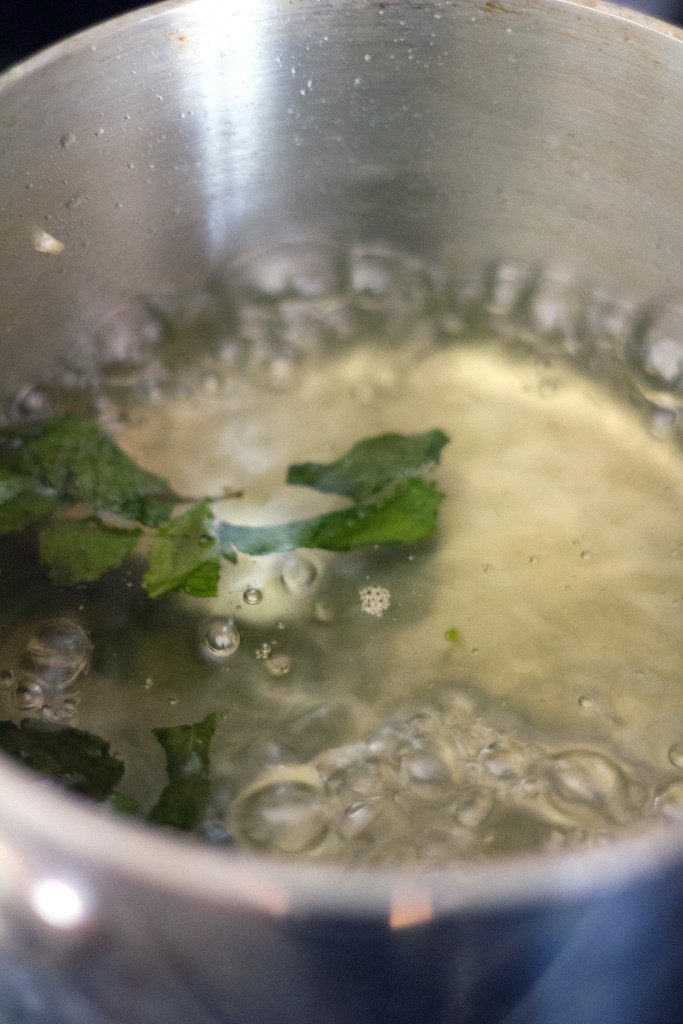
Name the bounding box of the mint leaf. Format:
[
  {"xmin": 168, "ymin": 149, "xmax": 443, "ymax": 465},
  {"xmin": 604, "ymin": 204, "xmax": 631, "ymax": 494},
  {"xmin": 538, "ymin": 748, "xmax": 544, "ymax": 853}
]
[
  {"xmin": 286, "ymin": 429, "xmax": 450, "ymax": 502},
  {"xmin": 445, "ymin": 627, "xmax": 460, "ymax": 644},
  {"xmin": 148, "ymin": 713, "xmax": 217, "ymax": 831},
  {"xmin": 39, "ymin": 519, "xmax": 142, "ymax": 585},
  {"xmin": 0, "ymin": 719, "xmax": 124, "ymax": 800},
  {"xmin": 1, "ymin": 416, "xmax": 177, "ymax": 527},
  {"xmin": 143, "ymin": 500, "xmax": 220, "ymax": 598},
  {"xmin": 110, "ymin": 793, "xmax": 142, "ymax": 815},
  {"xmin": 0, "ymin": 490, "xmax": 63, "ymax": 536},
  {"xmin": 218, "ymin": 477, "xmax": 444, "ymax": 555}
]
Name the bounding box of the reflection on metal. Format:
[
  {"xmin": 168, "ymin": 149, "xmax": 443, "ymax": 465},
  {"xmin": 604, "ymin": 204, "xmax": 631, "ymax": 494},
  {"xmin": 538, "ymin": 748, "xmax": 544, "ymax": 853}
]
[
  {"xmin": 194, "ymin": 0, "xmax": 271, "ymax": 253},
  {"xmin": 30, "ymin": 878, "xmax": 87, "ymax": 929},
  {"xmin": 389, "ymin": 887, "xmax": 433, "ymax": 929}
]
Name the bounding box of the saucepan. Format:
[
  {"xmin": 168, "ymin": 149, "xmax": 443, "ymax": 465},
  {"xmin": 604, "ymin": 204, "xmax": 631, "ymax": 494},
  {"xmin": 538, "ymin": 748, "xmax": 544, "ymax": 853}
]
[{"xmin": 0, "ymin": 1, "xmax": 681, "ymax": 1022}]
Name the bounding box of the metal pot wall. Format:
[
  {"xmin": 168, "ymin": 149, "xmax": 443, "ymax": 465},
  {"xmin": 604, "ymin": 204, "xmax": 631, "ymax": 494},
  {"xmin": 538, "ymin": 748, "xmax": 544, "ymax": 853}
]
[{"xmin": 0, "ymin": 2, "xmax": 682, "ymax": 1022}]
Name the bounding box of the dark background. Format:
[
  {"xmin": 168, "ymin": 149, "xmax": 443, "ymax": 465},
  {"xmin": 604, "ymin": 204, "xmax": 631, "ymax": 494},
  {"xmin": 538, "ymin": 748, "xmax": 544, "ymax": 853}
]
[{"xmin": 1, "ymin": 0, "xmax": 683, "ymax": 70}]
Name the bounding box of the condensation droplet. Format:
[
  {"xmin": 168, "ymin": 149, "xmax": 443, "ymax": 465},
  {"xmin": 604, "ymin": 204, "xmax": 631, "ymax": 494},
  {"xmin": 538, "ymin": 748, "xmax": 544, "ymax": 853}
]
[
  {"xmin": 60, "ymin": 131, "xmax": 77, "ymax": 150},
  {"xmin": 578, "ymin": 695, "xmax": 594, "ymax": 710},
  {"xmin": 200, "ymin": 618, "xmax": 240, "ymax": 663},
  {"xmin": 0, "ymin": 669, "xmax": 14, "ymax": 687},
  {"xmin": 243, "ymin": 586, "xmax": 263, "ymax": 606}
]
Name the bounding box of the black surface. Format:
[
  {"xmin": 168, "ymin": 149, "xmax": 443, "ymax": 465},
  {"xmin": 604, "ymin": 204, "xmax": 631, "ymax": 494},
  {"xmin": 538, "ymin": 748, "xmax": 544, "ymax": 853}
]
[{"xmin": 1, "ymin": 0, "xmax": 683, "ymax": 72}]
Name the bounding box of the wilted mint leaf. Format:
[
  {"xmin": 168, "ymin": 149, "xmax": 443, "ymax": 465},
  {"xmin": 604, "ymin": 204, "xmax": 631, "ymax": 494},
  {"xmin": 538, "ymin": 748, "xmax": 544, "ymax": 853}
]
[
  {"xmin": 148, "ymin": 713, "xmax": 217, "ymax": 831},
  {"xmin": 0, "ymin": 719, "xmax": 124, "ymax": 800},
  {"xmin": 1, "ymin": 416, "xmax": 177, "ymax": 527},
  {"xmin": 144, "ymin": 500, "xmax": 220, "ymax": 598},
  {"xmin": 286, "ymin": 428, "xmax": 450, "ymax": 502},
  {"xmin": 39, "ymin": 518, "xmax": 142, "ymax": 585}
]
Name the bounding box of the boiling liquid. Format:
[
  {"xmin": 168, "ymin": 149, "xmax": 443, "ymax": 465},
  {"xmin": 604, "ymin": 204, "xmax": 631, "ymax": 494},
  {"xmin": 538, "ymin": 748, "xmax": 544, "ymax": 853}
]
[{"xmin": 1, "ymin": 256, "xmax": 682, "ymax": 865}]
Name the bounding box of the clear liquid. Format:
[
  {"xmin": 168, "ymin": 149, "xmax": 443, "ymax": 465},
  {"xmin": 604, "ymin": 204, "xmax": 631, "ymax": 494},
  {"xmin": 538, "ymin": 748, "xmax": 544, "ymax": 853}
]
[{"xmin": 1, "ymin": 253, "xmax": 682, "ymax": 865}]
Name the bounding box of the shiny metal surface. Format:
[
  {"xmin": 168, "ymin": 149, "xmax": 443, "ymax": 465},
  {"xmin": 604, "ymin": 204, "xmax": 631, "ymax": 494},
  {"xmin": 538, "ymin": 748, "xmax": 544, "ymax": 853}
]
[{"xmin": 0, "ymin": 2, "xmax": 682, "ymax": 1022}]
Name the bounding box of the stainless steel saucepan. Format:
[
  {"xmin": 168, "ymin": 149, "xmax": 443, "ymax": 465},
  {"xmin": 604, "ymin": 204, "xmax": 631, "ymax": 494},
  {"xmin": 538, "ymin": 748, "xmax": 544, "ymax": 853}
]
[{"xmin": 0, "ymin": 2, "xmax": 681, "ymax": 1022}]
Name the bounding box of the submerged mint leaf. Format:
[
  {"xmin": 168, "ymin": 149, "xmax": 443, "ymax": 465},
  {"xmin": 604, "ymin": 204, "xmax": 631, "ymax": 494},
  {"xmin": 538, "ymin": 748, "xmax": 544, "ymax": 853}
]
[
  {"xmin": 143, "ymin": 500, "xmax": 220, "ymax": 598},
  {"xmin": 0, "ymin": 719, "xmax": 124, "ymax": 800},
  {"xmin": 39, "ymin": 519, "xmax": 142, "ymax": 585},
  {"xmin": 286, "ymin": 428, "xmax": 450, "ymax": 502},
  {"xmin": 218, "ymin": 477, "xmax": 444, "ymax": 556},
  {"xmin": 1, "ymin": 416, "xmax": 177, "ymax": 527},
  {"xmin": 148, "ymin": 713, "xmax": 217, "ymax": 831},
  {"xmin": 110, "ymin": 793, "xmax": 142, "ymax": 816},
  {"xmin": 0, "ymin": 490, "xmax": 63, "ymax": 536}
]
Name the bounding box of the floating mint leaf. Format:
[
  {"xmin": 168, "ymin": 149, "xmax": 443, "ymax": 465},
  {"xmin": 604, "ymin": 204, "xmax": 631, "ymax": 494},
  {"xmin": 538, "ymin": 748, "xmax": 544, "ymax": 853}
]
[
  {"xmin": 144, "ymin": 500, "xmax": 220, "ymax": 598},
  {"xmin": 110, "ymin": 793, "xmax": 142, "ymax": 816},
  {"xmin": 445, "ymin": 627, "xmax": 460, "ymax": 644},
  {"xmin": 148, "ymin": 713, "xmax": 217, "ymax": 831},
  {"xmin": 0, "ymin": 416, "xmax": 177, "ymax": 527},
  {"xmin": 39, "ymin": 519, "xmax": 142, "ymax": 585},
  {"xmin": 286, "ymin": 428, "xmax": 450, "ymax": 501},
  {"xmin": 0, "ymin": 719, "xmax": 124, "ymax": 800},
  {"xmin": 218, "ymin": 477, "xmax": 444, "ymax": 556}
]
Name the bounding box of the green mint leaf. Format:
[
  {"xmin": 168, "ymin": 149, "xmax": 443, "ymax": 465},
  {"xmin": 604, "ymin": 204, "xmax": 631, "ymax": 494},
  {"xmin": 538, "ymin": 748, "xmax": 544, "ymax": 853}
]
[
  {"xmin": 0, "ymin": 490, "xmax": 63, "ymax": 536},
  {"xmin": 1, "ymin": 416, "xmax": 177, "ymax": 527},
  {"xmin": 143, "ymin": 500, "xmax": 220, "ymax": 598},
  {"xmin": 218, "ymin": 477, "xmax": 444, "ymax": 555},
  {"xmin": 39, "ymin": 519, "xmax": 142, "ymax": 585},
  {"xmin": 110, "ymin": 793, "xmax": 142, "ymax": 815},
  {"xmin": 286, "ymin": 429, "xmax": 450, "ymax": 501},
  {"xmin": 148, "ymin": 713, "xmax": 217, "ymax": 831},
  {"xmin": 445, "ymin": 627, "xmax": 460, "ymax": 644},
  {"xmin": 0, "ymin": 719, "xmax": 124, "ymax": 800}
]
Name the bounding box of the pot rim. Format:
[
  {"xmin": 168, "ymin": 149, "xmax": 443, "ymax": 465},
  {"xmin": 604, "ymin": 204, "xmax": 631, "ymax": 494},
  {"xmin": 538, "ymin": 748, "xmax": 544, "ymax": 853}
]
[{"xmin": 0, "ymin": 0, "xmax": 681, "ymax": 919}]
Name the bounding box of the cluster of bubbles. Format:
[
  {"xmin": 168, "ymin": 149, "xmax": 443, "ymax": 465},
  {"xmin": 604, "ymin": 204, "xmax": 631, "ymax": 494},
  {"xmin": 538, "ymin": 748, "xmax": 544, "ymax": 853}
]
[
  {"xmin": 8, "ymin": 244, "xmax": 682, "ymax": 447},
  {"xmin": 227, "ymin": 686, "xmax": 682, "ymax": 864},
  {"xmin": 9, "ymin": 619, "xmax": 91, "ymax": 723}
]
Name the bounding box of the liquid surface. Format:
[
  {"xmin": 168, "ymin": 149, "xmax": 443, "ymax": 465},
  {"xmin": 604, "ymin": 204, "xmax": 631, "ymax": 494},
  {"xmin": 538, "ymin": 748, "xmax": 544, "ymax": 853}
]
[{"xmin": 1, "ymin": 252, "xmax": 682, "ymax": 865}]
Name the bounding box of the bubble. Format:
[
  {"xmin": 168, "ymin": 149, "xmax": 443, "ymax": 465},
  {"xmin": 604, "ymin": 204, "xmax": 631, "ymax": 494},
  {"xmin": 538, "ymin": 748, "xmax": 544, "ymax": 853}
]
[
  {"xmin": 480, "ymin": 742, "xmax": 527, "ymax": 780},
  {"xmin": 484, "ymin": 259, "xmax": 536, "ymax": 319},
  {"xmin": 455, "ymin": 788, "xmax": 496, "ymax": 829},
  {"xmin": 400, "ymin": 752, "xmax": 453, "ymax": 802},
  {"xmin": 232, "ymin": 768, "xmax": 329, "ymax": 853},
  {"xmin": 232, "ymin": 242, "xmax": 344, "ymax": 299},
  {"xmin": 337, "ymin": 801, "xmax": 377, "ymax": 840},
  {"xmin": 243, "ymin": 586, "xmax": 263, "ymax": 606},
  {"xmin": 200, "ymin": 618, "xmax": 240, "ymax": 663},
  {"xmin": 265, "ymin": 653, "xmax": 291, "ymax": 677},
  {"xmin": 545, "ymin": 749, "xmax": 635, "ymax": 824},
  {"xmin": 524, "ymin": 270, "xmax": 590, "ymax": 355},
  {"xmin": 626, "ymin": 298, "xmax": 683, "ymax": 409},
  {"xmin": 667, "ymin": 742, "xmax": 683, "ymax": 769},
  {"xmin": 13, "ymin": 681, "xmax": 44, "ymax": 710},
  {"xmin": 359, "ymin": 585, "xmax": 391, "ymax": 618},
  {"xmin": 280, "ymin": 555, "xmax": 319, "ymax": 597},
  {"xmin": 0, "ymin": 669, "xmax": 14, "ymax": 688},
  {"xmin": 578, "ymin": 695, "xmax": 595, "ymax": 710},
  {"xmin": 19, "ymin": 619, "xmax": 91, "ymax": 696},
  {"xmin": 255, "ymin": 642, "xmax": 272, "ymax": 660},
  {"xmin": 655, "ymin": 780, "xmax": 683, "ymax": 820}
]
